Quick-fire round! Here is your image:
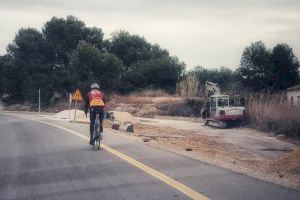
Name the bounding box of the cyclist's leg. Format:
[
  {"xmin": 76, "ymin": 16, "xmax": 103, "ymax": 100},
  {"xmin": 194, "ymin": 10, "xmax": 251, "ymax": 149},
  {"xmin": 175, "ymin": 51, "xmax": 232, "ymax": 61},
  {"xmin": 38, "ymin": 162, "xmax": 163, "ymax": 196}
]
[
  {"xmin": 103, "ymin": 111, "xmax": 107, "ymax": 121},
  {"xmin": 89, "ymin": 110, "xmax": 96, "ymax": 144},
  {"xmin": 99, "ymin": 108, "xmax": 104, "ymax": 133}
]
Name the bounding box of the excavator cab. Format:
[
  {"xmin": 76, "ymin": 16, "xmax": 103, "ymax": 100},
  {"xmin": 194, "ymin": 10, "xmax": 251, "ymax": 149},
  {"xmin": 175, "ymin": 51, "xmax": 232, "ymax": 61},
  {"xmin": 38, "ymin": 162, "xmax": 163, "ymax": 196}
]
[
  {"xmin": 210, "ymin": 95, "xmax": 230, "ymax": 117},
  {"xmin": 217, "ymin": 96, "xmax": 229, "ymax": 107}
]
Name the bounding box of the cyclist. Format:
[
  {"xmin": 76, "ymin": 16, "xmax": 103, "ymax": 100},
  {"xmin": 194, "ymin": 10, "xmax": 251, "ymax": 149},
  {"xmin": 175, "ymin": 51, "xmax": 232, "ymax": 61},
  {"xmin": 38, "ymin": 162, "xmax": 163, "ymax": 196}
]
[{"xmin": 84, "ymin": 83, "xmax": 106, "ymax": 145}]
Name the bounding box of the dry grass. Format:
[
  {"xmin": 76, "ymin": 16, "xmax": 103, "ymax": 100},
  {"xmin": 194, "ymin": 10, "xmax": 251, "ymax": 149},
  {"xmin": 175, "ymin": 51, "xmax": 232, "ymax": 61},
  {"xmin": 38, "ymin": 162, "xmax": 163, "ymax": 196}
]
[
  {"xmin": 134, "ymin": 89, "xmax": 172, "ymax": 97},
  {"xmin": 110, "ymin": 95, "xmax": 153, "ymax": 104},
  {"xmin": 110, "ymin": 89, "xmax": 183, "ymax": 105},
  {"xmin": 246, "ymin": 93, "xmax": 300, "ymax": 137},
  {"xmin": 110, "ymin": 95, "xmax": 184, "ymax": 105},
  {"xmin": 110, "ymin": 90, "xmax": 204, "ymax": 118},
  {"xmin": 176, "ymin": 74, "xmax": 199, "ymax": 98}
]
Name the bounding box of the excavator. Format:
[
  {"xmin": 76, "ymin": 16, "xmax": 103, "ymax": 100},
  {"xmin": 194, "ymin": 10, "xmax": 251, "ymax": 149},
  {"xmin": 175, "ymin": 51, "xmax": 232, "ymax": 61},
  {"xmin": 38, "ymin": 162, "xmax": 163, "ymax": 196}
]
[{"xmin": 201, "ymin": 81, "xmax": 245, "ymax": 128}]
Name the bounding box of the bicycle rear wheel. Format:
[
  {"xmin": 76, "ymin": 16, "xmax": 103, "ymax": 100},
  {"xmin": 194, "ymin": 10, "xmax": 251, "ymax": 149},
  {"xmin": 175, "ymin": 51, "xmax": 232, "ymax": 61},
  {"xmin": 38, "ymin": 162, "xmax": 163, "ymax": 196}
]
[
  {"xmin": 94, "ymin": 114, "xmax": 101, "ymax": 150},
  {"xmin": 95, "ymin": 135, "xmax": 100, "ymax": 150}
]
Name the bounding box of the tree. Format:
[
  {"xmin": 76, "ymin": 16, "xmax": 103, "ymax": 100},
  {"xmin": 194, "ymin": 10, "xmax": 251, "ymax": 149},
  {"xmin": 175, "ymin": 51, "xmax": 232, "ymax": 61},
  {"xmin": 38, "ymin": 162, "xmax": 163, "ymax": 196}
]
[
  {"xmin": 8, "ymin": 28, "xmax": 46, "ymax": 60},
  {"xmin": 43, "ymin": 16, "xmax": 86, "ymax": 66},
  {"xmin": 238, "ymin": 41, "xmax": 300, "ymax": 91},
  {"xmin": 271, "ymin": 44, "xmax": 299, "ymax": 90},
  {"xmin": 0, "ymin": 55, "xmax": 23, "ymax": 101},
  {"xmin": 0, "ymin": 56, "xmax": 4, "ymax": 95},
  {"xmin": 121, "ymin": 56, "xmax": 185, "ymax": 92},
  {"xmin": 110, "ymin": 30, "xmax": 169, "ymax": 70},
  {"xmin": 191, "ymin": 66, "xmax": 238, "ymax": 92},
  {"xmin": 42, "ymin": 16, "xmax": 105, "ymax": 94},
  {"xmin": 109, "ymin": 30, "xmax": 184, "ymax": 93},
  {"xmin": 6, "ymin": 28, "xmax": 53, "ymax": 103},
  {"xmin": 1, "ymin": 16, "xmax": 186, "ymax": 104},
  {"xmin": 238, "ymin": 41, "xmax": 273, "ymax": 91},
  {"xmin": 69, "ymin": 41, "xmax": 124, "ymax": 94},
  {"xmin": 84, "ymin": 27, "xmax": 104, "ymax": 50}
]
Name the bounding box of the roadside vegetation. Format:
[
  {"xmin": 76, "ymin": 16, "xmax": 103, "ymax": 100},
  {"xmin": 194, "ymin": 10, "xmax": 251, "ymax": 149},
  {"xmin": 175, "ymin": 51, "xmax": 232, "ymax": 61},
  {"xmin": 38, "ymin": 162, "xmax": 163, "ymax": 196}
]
[
  {"xmin": 0, "ymin": 16, "xmax": 299, "ymax": 137},
  {"xmin": 246, "ymin": 93, "xmax": 300, "ymax": 137}
]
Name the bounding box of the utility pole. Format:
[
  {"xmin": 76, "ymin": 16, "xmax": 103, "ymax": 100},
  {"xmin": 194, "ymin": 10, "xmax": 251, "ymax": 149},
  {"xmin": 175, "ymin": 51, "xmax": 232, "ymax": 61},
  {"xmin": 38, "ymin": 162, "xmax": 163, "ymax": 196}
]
[{"xmin": 38, "ymin": 89, "xmax": 41, "ymax": 113}]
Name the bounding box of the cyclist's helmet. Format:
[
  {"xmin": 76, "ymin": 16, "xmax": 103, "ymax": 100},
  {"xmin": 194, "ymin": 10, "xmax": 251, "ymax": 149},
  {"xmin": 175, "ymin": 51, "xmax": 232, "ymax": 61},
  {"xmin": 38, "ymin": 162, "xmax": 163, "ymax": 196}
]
[{"xmin": 90, "ymin": 83, "xmax": 100, "ymax": 90}]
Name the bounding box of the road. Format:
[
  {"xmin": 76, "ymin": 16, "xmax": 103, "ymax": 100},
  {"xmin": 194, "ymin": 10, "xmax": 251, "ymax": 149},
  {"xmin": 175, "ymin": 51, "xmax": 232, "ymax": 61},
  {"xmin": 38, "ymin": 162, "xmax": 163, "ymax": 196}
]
[{"xmin": 0, "ymin": 113, "xmax": 300, "ymax": 200}]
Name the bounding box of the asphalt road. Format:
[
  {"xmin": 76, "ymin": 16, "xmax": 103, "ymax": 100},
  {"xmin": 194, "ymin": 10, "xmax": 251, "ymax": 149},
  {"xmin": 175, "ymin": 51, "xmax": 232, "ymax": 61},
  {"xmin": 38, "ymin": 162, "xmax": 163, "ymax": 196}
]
[{"xmin": 0, "ymin": 113, "xmax": 300, "ymax": 200}]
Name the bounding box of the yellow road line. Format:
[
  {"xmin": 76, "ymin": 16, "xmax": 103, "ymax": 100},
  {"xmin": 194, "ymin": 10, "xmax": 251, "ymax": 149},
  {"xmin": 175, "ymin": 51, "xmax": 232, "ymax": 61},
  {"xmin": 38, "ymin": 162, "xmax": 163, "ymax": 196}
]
[{"xmin": 35, "ymin": 120, "xmax": 210, "ymax": 200}]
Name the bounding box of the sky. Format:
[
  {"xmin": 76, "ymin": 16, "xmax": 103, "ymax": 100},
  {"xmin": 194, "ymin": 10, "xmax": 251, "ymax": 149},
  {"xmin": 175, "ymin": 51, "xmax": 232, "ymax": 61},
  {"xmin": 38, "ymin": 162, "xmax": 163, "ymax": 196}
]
[{"xmin": 0, "ymin": 0, "xmax": 299, "ymax": 69}]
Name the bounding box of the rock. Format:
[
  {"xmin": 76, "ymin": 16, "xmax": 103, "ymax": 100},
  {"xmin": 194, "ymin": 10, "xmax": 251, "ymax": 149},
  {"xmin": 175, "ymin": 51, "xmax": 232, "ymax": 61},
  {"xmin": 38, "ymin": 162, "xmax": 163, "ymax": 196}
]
[
  {"xmin": 185, "ymin": 148, "xmax": 193, "ymax": 151},
  {"xmin": 276, "ymin": 134, "xmax": 286, "ymax": 140},
  {"xmin": 112, "ymin": 121, "xmax": 121, "ymax": 130},
  {"xmin": 269, "ymin": 132, "xmax": 276, "ymax": 137},
  {"xmin": 279, "ymin": 173, "xmax": 284, "ymax": 178},
  {"xmin": 119, "ymin": 123, "xmax": 134, "ymax": 133},
  {"xmin": 143, "ymin": 138, "xmax": 150, "ymax": 142}
]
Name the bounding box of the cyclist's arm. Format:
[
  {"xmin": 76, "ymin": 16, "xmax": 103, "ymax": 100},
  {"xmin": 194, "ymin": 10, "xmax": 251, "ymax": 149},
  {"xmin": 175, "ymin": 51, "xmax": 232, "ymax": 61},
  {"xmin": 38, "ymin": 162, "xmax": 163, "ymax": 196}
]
[
  {"xmin": 84, "ymin": 95, "xmax": 89, "ymax": 116},
  {"xmin": 103, "ymin": 94, "xmax": 107, "ymax": 105}
]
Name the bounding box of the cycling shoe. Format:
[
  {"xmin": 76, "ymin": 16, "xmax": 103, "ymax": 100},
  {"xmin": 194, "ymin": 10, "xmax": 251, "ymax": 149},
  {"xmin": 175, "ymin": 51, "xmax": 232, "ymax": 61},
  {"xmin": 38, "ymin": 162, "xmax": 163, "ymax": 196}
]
[{"xmin": 89, "ymin": 139, "xmax": 95, "ymax": 145}]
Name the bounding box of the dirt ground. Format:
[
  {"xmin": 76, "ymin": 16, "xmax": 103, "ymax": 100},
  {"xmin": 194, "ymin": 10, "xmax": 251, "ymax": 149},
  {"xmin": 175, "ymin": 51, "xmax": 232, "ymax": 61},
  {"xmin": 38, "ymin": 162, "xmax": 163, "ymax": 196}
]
[
  {"xmin": 49, "ymin": 109, "xmax": 141, "ymax": 125},
  {"xmin": 131, "ymin": 121, "xmax": 300, "ymax": 190}
]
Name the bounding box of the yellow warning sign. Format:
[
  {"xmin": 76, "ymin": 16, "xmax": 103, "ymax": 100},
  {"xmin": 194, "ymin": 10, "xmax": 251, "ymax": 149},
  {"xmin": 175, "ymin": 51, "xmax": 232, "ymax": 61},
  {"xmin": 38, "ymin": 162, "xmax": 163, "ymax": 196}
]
[{"xmin": 72, "ymin": 89, "xmax": 83, "ymax": 102}]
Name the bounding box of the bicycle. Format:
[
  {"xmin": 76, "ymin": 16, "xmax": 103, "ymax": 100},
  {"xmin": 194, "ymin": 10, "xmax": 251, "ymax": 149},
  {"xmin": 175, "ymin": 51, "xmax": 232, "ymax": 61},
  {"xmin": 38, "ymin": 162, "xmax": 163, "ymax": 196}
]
[{"xmin": 93, "ymin": 113, "xmax": 103, "ymax": 150}]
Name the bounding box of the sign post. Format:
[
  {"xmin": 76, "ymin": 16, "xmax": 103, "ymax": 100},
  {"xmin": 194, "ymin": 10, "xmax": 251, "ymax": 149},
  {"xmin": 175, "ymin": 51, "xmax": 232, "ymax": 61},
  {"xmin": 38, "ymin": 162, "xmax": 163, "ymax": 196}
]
[
  {"xmin": 68, "ymin": 93, "xmax": 72, "ymax": 119},
  {"xmin": 72, "ymin": 89, "xmax": 83, "ymax": 122},
  {"xmin": 74, "ymin": 101, "xmax": 78, "ymax": 122}
]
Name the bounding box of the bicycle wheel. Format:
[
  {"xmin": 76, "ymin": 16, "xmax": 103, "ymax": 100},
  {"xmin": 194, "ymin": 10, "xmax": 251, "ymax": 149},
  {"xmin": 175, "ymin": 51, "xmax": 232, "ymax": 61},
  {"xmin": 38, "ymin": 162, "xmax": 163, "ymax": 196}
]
[
  {"xmin": 94, "ymin": 114, "xmax": 101, "ymax": 150},
  {"xmin": 95, "ymin": 135, "xmax": 100, "ymax": 150}
]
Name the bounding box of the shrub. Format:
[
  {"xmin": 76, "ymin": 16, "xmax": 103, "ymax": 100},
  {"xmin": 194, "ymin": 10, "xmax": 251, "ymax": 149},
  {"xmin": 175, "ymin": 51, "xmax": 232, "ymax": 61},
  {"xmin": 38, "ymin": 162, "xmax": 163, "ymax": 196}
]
[
  {"xmin": 246, "ymin": 93, "xmax": 300, "ymax": 137},
  {"xmin": 158, "ymin": 98, "xmax": 204, "ymax": 117}
]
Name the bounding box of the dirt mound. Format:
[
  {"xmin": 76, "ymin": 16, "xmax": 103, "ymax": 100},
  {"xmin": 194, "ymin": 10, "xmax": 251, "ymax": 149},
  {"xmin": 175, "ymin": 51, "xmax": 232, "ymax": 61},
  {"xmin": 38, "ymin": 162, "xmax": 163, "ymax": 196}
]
[
  {"xmin": 269, "ymin": 149, "xmax": 300, "ymax": 174},
  {"xmin": 113, "ymin": 104, "xmax": 159, "ymax": 118},
  {"xmin": 53, "ymin": 109, "xmax": 89, "ymax": 123},
  {"xmin": 113, "ymin": 111, "xmax": 140, "ymax": 124},
  {"xmin": 134, "ymin": 104, "xmax": 159, "ymax": 117}
]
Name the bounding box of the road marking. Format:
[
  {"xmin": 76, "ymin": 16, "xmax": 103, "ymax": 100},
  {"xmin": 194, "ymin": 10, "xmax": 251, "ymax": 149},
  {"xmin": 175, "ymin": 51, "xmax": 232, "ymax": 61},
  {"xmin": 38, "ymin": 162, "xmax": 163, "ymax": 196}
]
[{"xmin": 26, "ymin": 118, "xmax": 210, "ymax": 200}]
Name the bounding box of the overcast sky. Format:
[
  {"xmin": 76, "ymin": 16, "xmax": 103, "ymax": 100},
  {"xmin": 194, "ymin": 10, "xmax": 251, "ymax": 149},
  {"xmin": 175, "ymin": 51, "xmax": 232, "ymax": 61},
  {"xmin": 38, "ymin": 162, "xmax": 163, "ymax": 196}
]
[{"xmin": 0, "ymin": 0, "xmax": 299, "ymax": 69}]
